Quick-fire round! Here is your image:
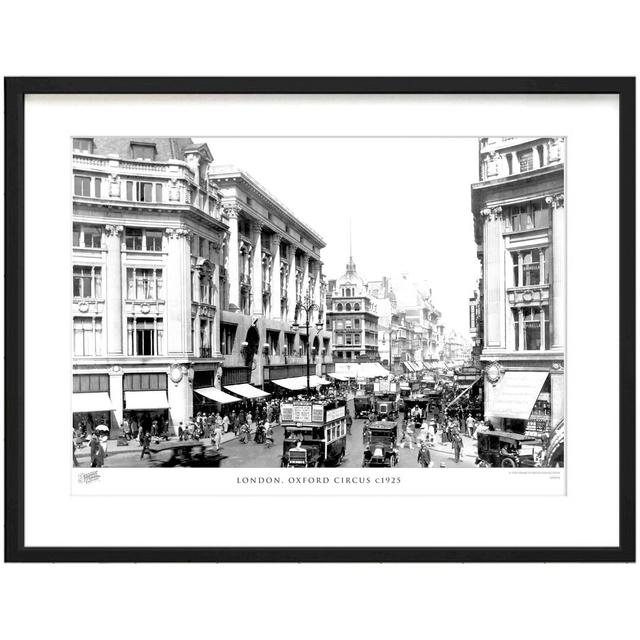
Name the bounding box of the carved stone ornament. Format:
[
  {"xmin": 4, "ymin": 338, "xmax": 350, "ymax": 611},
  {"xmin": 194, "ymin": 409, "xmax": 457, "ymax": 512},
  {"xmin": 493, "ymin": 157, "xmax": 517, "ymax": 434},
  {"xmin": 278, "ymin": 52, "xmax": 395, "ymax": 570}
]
[
  {"xmin": 480, "ymin": 206, "xmax": 503, "ymax": 222},
  {"xmin": 485, "ymin": 361, "xmax": 502, "ymax": 385},
  {"xmin": 165, "ymin": 227, "xmax": 192, "ymax": 241},
  {"xmin": 545, "ymin": 194, "xmax": 565, "ymax": 209},
  {"xmin": 140, "ymin": 303, "xmax": 151, "ymax": 314},
  {"xmin": 223, "ymin": 205, "xmax": 240, "ymax": 219},
  {"xmin": 77, "ymin": 301, "xmax": 89, "ymax": 313},
  {"xmin": 169, "ymin": 364, "xmax": 184, "ymax": 385},
  {"xmin": 105, "ymin": 224, "xmax": 123, "ymax": 237}
]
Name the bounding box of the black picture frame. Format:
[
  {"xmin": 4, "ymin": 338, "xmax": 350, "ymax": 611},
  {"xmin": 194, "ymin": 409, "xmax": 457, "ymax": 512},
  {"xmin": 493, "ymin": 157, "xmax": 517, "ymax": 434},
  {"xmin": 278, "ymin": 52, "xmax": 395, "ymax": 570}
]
[{"xmin": 4, "ymin": 77, "xmax": 635, "ymax": 563}]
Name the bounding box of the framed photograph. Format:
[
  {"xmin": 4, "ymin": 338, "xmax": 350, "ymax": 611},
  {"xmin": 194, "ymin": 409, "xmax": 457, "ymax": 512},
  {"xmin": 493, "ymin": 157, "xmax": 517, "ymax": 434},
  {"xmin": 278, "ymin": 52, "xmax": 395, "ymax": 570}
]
[{"xmin": 4, "ymin": 77, "xmax": 635, "ymax": 562}]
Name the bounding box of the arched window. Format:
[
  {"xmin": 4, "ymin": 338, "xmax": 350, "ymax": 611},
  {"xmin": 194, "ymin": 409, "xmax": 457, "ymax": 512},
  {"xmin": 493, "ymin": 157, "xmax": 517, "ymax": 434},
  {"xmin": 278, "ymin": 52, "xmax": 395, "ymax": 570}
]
[
  {"xmin": 345, "ymin": 303, "xmax": 352, "ymax": 311},
  {"xmin": 354, "ymin": 303, "xmax": 361, "ymax": 311},
  {"xmin": 336, "ymin": 303, "xmax": 343, "ymax": 311}
]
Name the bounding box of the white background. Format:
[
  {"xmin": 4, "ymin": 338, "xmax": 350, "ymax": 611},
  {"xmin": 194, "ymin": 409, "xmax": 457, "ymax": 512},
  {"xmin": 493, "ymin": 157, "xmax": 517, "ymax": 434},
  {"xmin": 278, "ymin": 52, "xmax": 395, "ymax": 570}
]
[{"xmin": 1, "ymin": 2, "xmax": 638, "ymax": 640}]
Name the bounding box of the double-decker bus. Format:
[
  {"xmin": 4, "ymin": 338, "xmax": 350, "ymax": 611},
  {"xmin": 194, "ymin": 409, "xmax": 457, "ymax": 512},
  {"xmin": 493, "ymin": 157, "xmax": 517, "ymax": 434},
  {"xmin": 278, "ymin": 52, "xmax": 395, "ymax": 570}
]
[{"xmin": 280, "ymin": 399, "xmax": 347, "ymax": 467}]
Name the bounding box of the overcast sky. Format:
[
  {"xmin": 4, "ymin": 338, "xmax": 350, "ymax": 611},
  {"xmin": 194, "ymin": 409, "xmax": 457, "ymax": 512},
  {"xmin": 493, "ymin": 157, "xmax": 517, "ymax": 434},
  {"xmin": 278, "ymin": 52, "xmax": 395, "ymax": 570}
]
[{"xmin": 198, "ymin": 137, "xmax": 481, "ymax": 336}]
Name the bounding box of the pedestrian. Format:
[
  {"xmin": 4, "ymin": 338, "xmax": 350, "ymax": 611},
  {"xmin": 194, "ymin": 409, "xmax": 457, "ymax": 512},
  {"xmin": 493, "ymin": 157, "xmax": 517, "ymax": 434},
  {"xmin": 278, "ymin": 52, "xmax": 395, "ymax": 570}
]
[
  {"xmin": 346, "ymin": 411, "xmax": 353, "ymax": 436},
  {"xmin": 417, "ymin": 442, "xmax": 431, "ymax": 468},
  {"xmin": 264, "ymin": 421, "xmax": 274, "ymax": 448},
  {"xmin": 90, "ymin": 433, "xmax": 104, "ymax": 468},
  {"xmin": 452, "ymin": 431, "xmax": 463, "ymax": 463},
  {"xmin": 72, "ymin": 429, "xmax": 79, "ymax": 467},
  {"xmin": 466, "ymin": 413, "xmax": 475, "ymax": 438},
  {"xmin": 151, "ymin": 419, "xmax": 158, "ymax": 438},
  {"xmin": 222, "ymin": 413, "xmax": 230, "ymax": 434},
  {"xmin": 178, "ymin": 422, "xmax": 185, "ymax": 441},
  {"xmin": 140, "ymin": 432, "xmax": 152, "ymax": 459},
  {"xmin": 213, "ymin": 421, "xmax": 223, "ymax": 451},
  {"xmin": 122, "ymin": 416, "xmax": 131, "ymax": 441}
]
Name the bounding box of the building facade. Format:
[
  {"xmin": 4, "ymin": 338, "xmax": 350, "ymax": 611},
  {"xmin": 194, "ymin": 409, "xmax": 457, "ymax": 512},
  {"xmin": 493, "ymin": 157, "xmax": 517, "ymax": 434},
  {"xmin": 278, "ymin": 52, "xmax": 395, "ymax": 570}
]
[
  {"xmin": 471, "ymin": 136, "xmax": 565, "ymax": 438},
  {"xmin": 326, "ymin": 256, "xmax": 379, "ymax": 362},
  {"xmin": 72, "ymin": 138, "xmax": 332, "ymax": 435},
  {"xmin": 212, "ymin": 165, "xmax": 333, "ymax": 392}
]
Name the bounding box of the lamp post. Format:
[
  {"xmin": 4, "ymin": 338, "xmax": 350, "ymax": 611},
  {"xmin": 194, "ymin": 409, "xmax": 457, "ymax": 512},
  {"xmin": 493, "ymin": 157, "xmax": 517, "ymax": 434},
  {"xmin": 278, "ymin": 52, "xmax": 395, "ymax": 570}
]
[{"xmin": 292, "ymin": 290, "xmax": 324, "ymax": 395}]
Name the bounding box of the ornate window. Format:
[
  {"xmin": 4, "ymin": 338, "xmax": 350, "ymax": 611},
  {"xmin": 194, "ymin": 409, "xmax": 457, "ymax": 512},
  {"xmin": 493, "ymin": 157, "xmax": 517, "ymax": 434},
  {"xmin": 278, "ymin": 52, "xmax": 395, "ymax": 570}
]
[
  {"xmin": 127, "ymin": 268, "xmax": 163, "ymax": 300},
  {"xmin": 127, "ymin": 317, "xmax": 164, "ymax": 356},
  {"xmin": 73, "ymin": 317, "xmax": 102, "ymax": 356},
  {"xmin": 73, "ymin": 265, "xmax": 102, "ymax": 298}
]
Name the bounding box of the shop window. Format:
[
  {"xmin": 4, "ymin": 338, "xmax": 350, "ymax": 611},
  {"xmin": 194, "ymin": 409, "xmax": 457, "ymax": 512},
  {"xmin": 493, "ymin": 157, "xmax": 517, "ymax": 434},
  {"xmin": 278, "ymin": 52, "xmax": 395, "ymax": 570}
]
[
  {"xmin": 73, "ymin": 265, "xmax": 102, "ymax": 298},
  {"xmin": 73, "ymin": 316, "xmax": 103, "ymax": 356},
  {"xmin": 124, "ymin": 373, "xmax": 167, "ymax": 391},
  {"xmin": 73, "ymin": 374, "xmax": 109, "ymax": 393}
]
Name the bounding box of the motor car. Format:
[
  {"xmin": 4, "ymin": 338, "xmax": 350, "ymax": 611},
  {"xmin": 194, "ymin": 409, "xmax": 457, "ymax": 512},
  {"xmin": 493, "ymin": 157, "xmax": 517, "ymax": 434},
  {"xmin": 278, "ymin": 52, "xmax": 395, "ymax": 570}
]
[
  {"xmin": 475, "ymin": 430, "xmax": 541, "ymax": 468},
  {"xmin": 362, "ymin": 421, "xmax": 398, "ymax": 467},
  {"xmin": 147, "ymin": 441, "xmax": 227, "ymax": 467}
]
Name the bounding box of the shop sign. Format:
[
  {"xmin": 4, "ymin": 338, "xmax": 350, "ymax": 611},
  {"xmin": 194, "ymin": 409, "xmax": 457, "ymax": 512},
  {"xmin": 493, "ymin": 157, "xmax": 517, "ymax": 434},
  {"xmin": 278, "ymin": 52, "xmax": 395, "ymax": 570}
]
[{"xmin": 326, "ymin": 406, "xmax": 346, "ymax": 422}]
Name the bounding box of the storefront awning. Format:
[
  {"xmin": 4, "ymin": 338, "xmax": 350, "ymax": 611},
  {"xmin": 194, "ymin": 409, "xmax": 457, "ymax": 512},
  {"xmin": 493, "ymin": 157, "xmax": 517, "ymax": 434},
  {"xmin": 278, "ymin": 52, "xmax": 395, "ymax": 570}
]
[
  {"xmin": 272, "ymin": 377, "xmax": 309, "ymax": 391},
  {"xmin": 328, "ymin": 373, "xmax": 349, "ymax": 381},
  {"xmin": 195, "ymin": 387, "xmax": 239, "ymax": 404},
  {"xmin": 413, "ymin": 362, "xmax": 424, "ymax": 371},
  {"xmin": 309, "ymin": 375, "xmax": 332, "ymax": 386},
  {"xmin": 402, "ymin": 362, "xmax": 414, "ymax": 372},
  {"xmin": 224, "ymin": 383, "xmax": 270, "ymax": 399},
  {"xmin": 445, "ymin": 377, "xmax": 481, "ymax": 410},
  {"xmin": 485, "ymin": 371, "xmax": 549, "ymax": 420},
  {"xmin": 72, "ymin": 392, "xmax": 113, "ymax": 413},
  {"xmin": 124, "ymin": 390, "xmax": 170, "ymax": 410}
]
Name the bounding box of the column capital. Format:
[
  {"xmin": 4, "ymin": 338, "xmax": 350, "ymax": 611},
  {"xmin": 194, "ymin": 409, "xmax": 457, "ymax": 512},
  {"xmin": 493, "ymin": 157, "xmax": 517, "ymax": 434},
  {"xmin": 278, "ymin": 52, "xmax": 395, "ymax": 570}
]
[
  {"xmin": 105, "ymin": 224, "xmax": 123, "ymax": 237},
  {"xmin": 223, "ymin": 205, "xmax": 241, "ymax": 219},
  {"xmin": 480, "ymin": 206, "xmax": 502, "ymax": 221},
  {"xmin": 251, "ymin": 220, "xmax": 264, "ymax": 234},
  {"xmin": 164, "ymin": 227, "xmax": 192, "ymax": 241}
]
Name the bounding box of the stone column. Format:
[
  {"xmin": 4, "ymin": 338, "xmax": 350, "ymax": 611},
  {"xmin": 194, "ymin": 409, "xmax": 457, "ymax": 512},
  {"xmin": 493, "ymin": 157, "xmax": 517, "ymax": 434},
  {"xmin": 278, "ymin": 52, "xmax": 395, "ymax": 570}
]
[
  {"xmin": 105, "ymin": 225, "xmax": 124, "ymax": 355},
  {"xmin": 548, "ymin": 194, "xmax": 565, "ymax": 349},
  {"xmin": 287, "ymin": 245, "xmax": 297, "ymax": 323},
  {"xmin": 165, "ymin": 227, "xmax": 192, "ymax": 355},
  {"xmin": 167, "ymin": 364, "xmax": 193, "ymax": 433},
  {"xmin": 251, "ymin": 222, "xmax": 263, "ymax": 316},
  {"xmin": 212, "ymin": 262, "xmax": 221, "ymax": 357},
  {"xmin": 225, "ymin": 206, "xmax": 240, "ymax": 311},
  {"xmin": 481, "ymin": 207, "xmax": 506, "ymax": 348},
  {"xmin": 108, "ymin": 366, "xmax": 124, "ymax": 431},
  {"xmin": 271, "ymin": 234, "xmax": 282, "ymax": 319},
  {"xmin": 550, "ymin": 366, "xmax": 564, "ymax": 430}
]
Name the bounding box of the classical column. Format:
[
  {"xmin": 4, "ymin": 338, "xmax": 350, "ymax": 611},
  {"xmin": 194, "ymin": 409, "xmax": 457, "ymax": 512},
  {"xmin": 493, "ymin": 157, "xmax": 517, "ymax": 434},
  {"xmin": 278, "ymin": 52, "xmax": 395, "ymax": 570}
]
[
  {"xmin": 165, "ymin": 227, "xmax": 192, "ymax": 355},
  {"xmin": 548, "ymin": 194, "xmax": 565, "ymax": 349},
  {"xmin": 301, "ymin": 253, "xmax": 309, "ymax": 315},
  {"xmin": 251, "ymin": 221, "xmax": 263, "ymax": 315},
  {"xmin": 481, "ymin": 207, "xmax": 506, "ymax": 348},
  {"xmin": 167, "ymin": 364, "xmax": 193, "ymax": 434},
  {"xmin": 105, "ymin": 224, "xmax": 124, "ymax": 355},
  {"xmin": 108, "ymin": 366, "xmax": 124, "ymax": 431},
  {"xmin": 270, "ymin": 234, "xmax": 282, "ymax": 319},
  {"xmin": 225, "ymin": 206, "xmax": 240, "ymax": 311},
  {"xmin": 211, "ymin": 259, "xmax": 221, "ymax": 357},
  {"xmin": 287, "ymin": 245, "xmax": 297, "ymax": 323}
]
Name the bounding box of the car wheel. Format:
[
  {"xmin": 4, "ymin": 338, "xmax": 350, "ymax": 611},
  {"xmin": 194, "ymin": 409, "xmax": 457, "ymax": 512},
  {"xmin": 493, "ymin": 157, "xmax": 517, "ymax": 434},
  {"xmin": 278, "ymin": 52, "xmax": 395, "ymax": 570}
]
[{"xmin": 501, "ymin": 457, "xmax": 516, "ymax": 468}]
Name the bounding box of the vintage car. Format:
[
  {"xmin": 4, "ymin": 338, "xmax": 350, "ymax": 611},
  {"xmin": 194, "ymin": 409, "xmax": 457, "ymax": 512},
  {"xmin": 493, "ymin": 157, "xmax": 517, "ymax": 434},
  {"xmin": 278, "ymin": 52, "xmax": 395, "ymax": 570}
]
[
  {"xmin": 353, "ymin": 396, "xmax": 373, "ymax": 419},
  {"xmin": 147, "ymin": 441, "xmax": 227, "ymax": 467},
  {"xmin": 280, "ymin": 400, "xmax": 347, "ymax": 467},
  {"xmin": 475, "ymin": 430, "xmax": 542, "ymax": 468},
  {"xmin": 362, "ymin": 421, "xmax": 398, "ymax": 467},
  {"xmin": 374, "ymin": 395, "xmax": 398, "ymax": 420}
]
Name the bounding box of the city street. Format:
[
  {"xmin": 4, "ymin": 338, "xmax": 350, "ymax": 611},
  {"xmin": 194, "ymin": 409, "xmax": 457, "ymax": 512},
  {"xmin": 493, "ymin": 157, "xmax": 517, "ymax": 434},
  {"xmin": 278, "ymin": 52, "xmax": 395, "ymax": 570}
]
[{"xmin": 75, "ymin": 419, "xmax": 476, "ymax": 468}]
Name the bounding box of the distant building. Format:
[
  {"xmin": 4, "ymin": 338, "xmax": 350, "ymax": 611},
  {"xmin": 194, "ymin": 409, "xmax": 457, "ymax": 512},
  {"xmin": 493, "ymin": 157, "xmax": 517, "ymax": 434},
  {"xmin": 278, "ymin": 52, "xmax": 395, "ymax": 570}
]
[
  {"xmin": 326, "ymin": 255, "xmax": 379, "ymax": 362},
  {"xmin": 471, "ymin": 137, "xmax": 565, "ymax": 438}
]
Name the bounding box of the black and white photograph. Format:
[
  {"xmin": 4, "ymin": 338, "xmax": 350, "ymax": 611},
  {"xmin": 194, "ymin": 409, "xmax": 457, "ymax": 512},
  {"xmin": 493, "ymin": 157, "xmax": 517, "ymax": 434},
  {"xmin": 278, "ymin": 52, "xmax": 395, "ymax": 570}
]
[{"xmin": 71, "ymin": 135, "xmax": 566, "ymax": 473}]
